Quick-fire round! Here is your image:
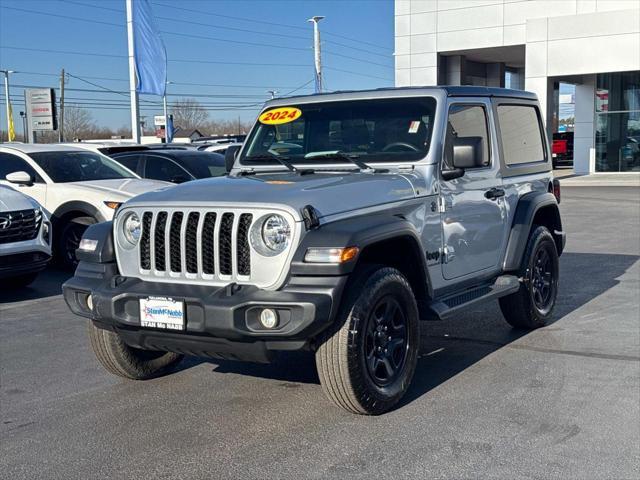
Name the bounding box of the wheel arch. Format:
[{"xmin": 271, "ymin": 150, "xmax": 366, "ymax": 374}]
[
  {"xmin": 503, "ymin": 191, "xmax": 564, "ymax": 272},
  {"xmin": 290, "ymin": 213, "xmax": 432, "ymax": 318},
  {"xmin": 52, "ymin": 201, "xmax": 106, "ymax": 227}
]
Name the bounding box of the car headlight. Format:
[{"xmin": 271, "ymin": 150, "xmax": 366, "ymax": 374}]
[
  {"xmin": 251, "ymin": 214, "xmax": 291, "ymax": 256},
  {"xmin": 121, "ymin": 212, "xmax": 141, "ymax": 248}
]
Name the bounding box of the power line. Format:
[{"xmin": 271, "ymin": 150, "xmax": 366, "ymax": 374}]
[
  {"xmin": 149, "ymin": 0, "xmax": 391, "ymax": 52},
  {"xmin": 0, "ymin": 5, "xmax": 122, "ymax": 27}
]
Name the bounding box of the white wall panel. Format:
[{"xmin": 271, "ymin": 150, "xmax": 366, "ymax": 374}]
[
  {"xmin": 410, "ymin": 33, "xmax": 437, "ymax": 53},
  {"xmin": 410, "ymin": 12, "xmax": 437, "ymax": 35},
  {"xmin": 547, "ymin": 34, "xmax": 640, "ymax": 76},
  {"xmin": 437, "ymin": 3, "xmax": 503, "ymax": 32},
  {"xmin": 547, "ymin": 8, "xmax": 640, "ymax": 41},
  {"xmin": 437, "ymin": 27, "xmax": 504, "ymax": 51}
]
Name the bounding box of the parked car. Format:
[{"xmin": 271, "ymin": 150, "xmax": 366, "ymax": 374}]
[
  {"xmin": 552, "ymin": 131, "xmax": 574, "ymax": 168},
  {"xmin": 0, "ymin": 185, "xmax": 52, "ymax": 287},
  {"xmin": 0, "ymin": 144, "xmax": 170, "ymax": 268},
  {"xmin": 110, "ymin": 150, "xmax": 227, "ymax": 183},
  {"xmin": 203, "ymin": 142, "xmax": 243, "ymax": 156},
  {"xmin": 63, "ymin": 86, "xmax": 564, "ymax": 415}
]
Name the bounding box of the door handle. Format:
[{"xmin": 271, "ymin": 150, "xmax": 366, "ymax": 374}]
[{"xmin": 485, "ymin": 187, "xmax": 505, "ymax": 200}]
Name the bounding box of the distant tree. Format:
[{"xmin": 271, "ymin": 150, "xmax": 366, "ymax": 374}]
[
  {"xmin": 171, "ymin": 98, "xmax": 208, "ymax": 130},
  {"xmin": 64, "ymin": 106, "xmax": 96, "ymax": 141}
]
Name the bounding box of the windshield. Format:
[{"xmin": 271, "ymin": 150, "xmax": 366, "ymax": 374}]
[
  {"xmin": 29, "ymin": 151, "xmax": 136, "ymax": 183},
  {"xmin": 177, "ymin": 153, "xmax": 226, "ymax": 178},
  {"xmin": 241, "ymin": 97, "xmax": 436, "ymax": 167}
]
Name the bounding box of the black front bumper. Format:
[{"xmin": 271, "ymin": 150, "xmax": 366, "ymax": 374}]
[
  {"xmin": 0, "ymin": 251, "xmax": 51, "ymax": 279},
  {"xmin": 63, "ymin": 262, "xmax": 347, "ymax": 363}
]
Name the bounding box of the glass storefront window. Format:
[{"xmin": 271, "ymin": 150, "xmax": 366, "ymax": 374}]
[{"xmin": 595, "ymin": 72, "xmax": 640, "ymax": 172}]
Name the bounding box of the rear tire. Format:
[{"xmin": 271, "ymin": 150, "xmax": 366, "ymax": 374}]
[
  {"xmin": 315, "ymin": 266, "xmax": 419, "ymax": 415},
  {"xmin": 88, "ymin": 322, "xmax": 183, "ymax": 380},
  {"xmin": 500, "ymin": 226, "xmax": 559, "ymax": 329}
]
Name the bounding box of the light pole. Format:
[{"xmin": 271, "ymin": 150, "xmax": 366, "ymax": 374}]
[
  {"xmin": 1, "ymin": 69, "xmax": 15, "ymax": 140},
  {"xmin": 307, "ymin": 16, "xmax": 324, "ymax": 93},
  {"xmin": 163, "ymin": 81, "xmax": 172, "ymax": 143},
  {"xmin": 267, "ymin": 90, "xmax": 279, "ymax": 99},
  {"xmin": 19, "ymin": 111, "xmax": 27, "ymax": 141}
]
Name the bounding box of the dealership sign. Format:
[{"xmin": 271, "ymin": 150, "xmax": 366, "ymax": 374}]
[{"xmin": 25, "ymin": 88, "xmax": 57, "ymax": 131}]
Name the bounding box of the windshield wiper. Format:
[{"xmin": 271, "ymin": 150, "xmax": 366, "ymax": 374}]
[
  {"xmin": 305, "ymin": 151, "xmax": 375, "ymax": 172},
  {"xmin": 244, "ymin": 154, "xmax": 296, "ymax": 172}
]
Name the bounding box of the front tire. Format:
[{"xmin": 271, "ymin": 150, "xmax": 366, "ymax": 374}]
[
  {"xmin": 88, "ymin": 322, "xmax": 183, "ymax": 380},
  {"xmin": 315, "ymin": 266, "xmax": 419, "ymax": 415},
  {"xmin": 58, "ymin": 217, "xmax": 96, "ymax": 270},
  {"xmin": 500, "ymin": 226, "xmax": 559, "ymax": 329}
]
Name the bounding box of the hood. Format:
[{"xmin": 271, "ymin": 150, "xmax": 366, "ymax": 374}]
[
  {"xmin": 124, "ymin": 171, "xmax": 417, "ymax": 220},
  {"xmin": 0, "ymin": 185, "xmax": 41, "ymax": 212},
  {"xmin": 67, "ymin": 178, "xmax": 172, "ymax": 199}
]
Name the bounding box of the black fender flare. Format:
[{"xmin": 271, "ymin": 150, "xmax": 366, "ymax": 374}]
[
  {"xmin": 290, "ymin": 213, "xmax": 431, "ymax": 297},
  {"xmin": 74, "ymin": 221, "xmax": 116, "ymax": 264},
  {"xmin": 503, "ymin": 191, "xmax": 564, "ymax": 271}
]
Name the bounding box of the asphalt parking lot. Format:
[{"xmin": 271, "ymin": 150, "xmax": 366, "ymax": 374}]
[{"xmin": 1, "ymin": 186, "xmax": 639, "ymax": 479}]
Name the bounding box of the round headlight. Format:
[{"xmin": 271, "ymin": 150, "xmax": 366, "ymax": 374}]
[
  {"xmin": 251, "ymin": 214, "xmax": 291, "ymax": 256},
  {"xmin": 122, "ymin": 212, "xmax": 141, "ymax": 247},
  {"xmin": 262, "ymin": 214, "xmax": 291, "ymax": 252}
]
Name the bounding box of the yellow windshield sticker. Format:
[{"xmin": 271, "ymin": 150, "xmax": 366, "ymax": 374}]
[{"xmin": 259, "ymin": 107, "xmax": 302, "ymax": 125}]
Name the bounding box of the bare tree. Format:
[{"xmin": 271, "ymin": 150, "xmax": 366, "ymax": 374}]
[
  {"xmin": 64, "ymin": 106, "xmax": 96, "ymax": 141},
  {"xmin": 170, "ymin": 98, "xmax": 209, "ymax": 130}
]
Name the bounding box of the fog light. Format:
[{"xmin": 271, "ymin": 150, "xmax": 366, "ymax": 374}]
[
  {"xmin": 86, "ymin": 294, "xmax": 94, "ymax": 311},
  {"xmin": 42, "ymin": 222, "xmax": 50, "ymax": 244},
  {"xmin": 259, "ymin": 308, "xmax": 278, "ymax": 329}
]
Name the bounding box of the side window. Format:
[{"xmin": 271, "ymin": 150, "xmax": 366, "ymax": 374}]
[
  {"xmin": 144, "ymin": 156, "xmax": 189, "ymax": 182},
  {"xmin": 0, "ymin": 153, "xmax": 44, "ymax": 182},
  {"xmin": 113, "ymin": 154, "xmax": 139, "ymax": 172},
  {"xmin": 497, "ymin": 105, "xmax": 545, "ymax": 165},
  {"xmin": 444, "ymin": 105, "xmax": 490, "ymax": 169}
]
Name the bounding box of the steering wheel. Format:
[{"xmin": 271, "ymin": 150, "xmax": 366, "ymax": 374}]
[{"xmin": 382, "ymin": 142, "xmax": 420, "ymax": 152}]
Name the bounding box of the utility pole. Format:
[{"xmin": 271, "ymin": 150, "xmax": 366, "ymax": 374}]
[
  {"xmin": 163, "ymin": 80, "xmax": 171, "ymax": 143},
  {"xmin": 237, "ymin": 115, "xmax": 241, "ymax": 135},
  {"xmin": 267, "ymin": 90, "xmax": 278, "ymax": 99},
  {"xmin": 125, "ymin": 0, "xmax": 141, "ymax": 143},
  {"xmin": 59, "ymin": 68, "xmax": 65, "ymax": 142},
  {"xmin": 307, "ymin": 16, "xmax": 324, "ymax": 94},
  {"xmin": 1, "ymin": 69, "xmax": 15, "ymax": 140}
]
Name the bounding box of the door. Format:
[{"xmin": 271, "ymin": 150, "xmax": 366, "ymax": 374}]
[
  {"xmin": 439, "ymin": 100, "xmax": 506, "ymax": 280},
  {"xmin": 0, "ymin": 152, "xmax": 48, "ymax": 209}
]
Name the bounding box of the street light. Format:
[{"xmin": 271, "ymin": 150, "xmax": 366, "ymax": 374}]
[
  {"xmin": 267, "ymin": 90, "xmax": 279, "ymax": 99},
  {"xmin": 0, "ymin": 69, "xmax": 16, "ymax": 140}
]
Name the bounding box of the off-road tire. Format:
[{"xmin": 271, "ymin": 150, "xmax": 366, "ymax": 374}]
[
  {"xmin": 88, "ymin": 322, "xmax": 183, "ymax": 380},
  {"xmin": 315, "ymin": 266, "xmax": 420, "ymax": 415},
  {"xmin": 500, "ymin": 226, "xmax": 559, "ymax": 329}
]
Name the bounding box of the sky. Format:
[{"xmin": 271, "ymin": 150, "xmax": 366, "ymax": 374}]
[{"xmin": 0, "ymin": 0, "xmax": 394, "ymax": 134}]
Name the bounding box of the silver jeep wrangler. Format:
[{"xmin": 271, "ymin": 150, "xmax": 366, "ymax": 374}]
[{"xmin": 63, "ymin": 87, "xmax": 565, "ymax": 415}]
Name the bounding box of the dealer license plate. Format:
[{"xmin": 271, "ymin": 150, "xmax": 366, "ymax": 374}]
[{"xmin": 139, "ymin": 296, "xmax": 185, "ymax": 330}]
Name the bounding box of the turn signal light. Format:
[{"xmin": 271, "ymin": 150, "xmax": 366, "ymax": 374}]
[{"xmin": 304, "ymin": 246, "xmax": 359, "ymax": 264}]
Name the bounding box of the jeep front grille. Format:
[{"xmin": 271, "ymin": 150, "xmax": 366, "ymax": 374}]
[
  {"xmin": 136, "ymin": 209, "xmax": 254, "ymax": 280},
  {"xmin": 116, "ymin": 206, "xmax": 299, "ymax": 290},
  {"xmin": 0, "ymin": 209, "xmax": 42, "ymax": 245}
]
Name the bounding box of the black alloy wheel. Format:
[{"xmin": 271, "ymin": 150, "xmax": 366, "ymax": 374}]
[{"xmin": 364, "ymin": 296, "xmax": 409, "ymax": 387}]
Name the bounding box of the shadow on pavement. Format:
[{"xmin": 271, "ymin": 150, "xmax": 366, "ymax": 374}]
[
  {"xmin": 0, "ymin": 267, "xmax": 72, "ymax": 304},
  {"xmin": 200, "ymin": 252, "xmax": 639, "ymax": 407}
]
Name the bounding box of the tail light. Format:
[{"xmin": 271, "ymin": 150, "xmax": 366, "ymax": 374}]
[{"xmin": 552, "ymin": 179, "xmax": 561, "ymax": 204}]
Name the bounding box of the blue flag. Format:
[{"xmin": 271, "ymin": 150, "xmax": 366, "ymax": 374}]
[{"xmin": 132, "ymin": 0, "xmax": 166, "ymax": 96}]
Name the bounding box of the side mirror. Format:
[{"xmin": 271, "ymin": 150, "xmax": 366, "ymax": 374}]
[
  {"xmin": 6, "ymin": 171, "xmax": 34, "ymax": 186},
  {"xmin": 453, "ymin": 136, "xmax": 484, "ymax": 169},
  {"xmin": 224, "ymin": 145, "xmax": 241, "ymax": 172},
  {"xmin": 442, "ymin": 136, "xmax": 484, "ymax": 181}
]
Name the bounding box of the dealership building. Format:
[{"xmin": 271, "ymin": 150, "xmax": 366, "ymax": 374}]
[{"xmin": 394, "ymin": 0, "xmax": 640, "ymax": 173}]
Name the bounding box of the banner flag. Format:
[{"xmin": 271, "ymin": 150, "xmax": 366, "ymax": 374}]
[
  {"xmin": 8, "ymin": 102, "xmax": 15, "ymax": 141},
  {"xmin": 132, "ymin": 0, "xmax": 167, "ymax": 96}
]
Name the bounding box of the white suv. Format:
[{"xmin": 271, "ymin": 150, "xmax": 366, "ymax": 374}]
[
  {"xmin": 0, "ymin": 144, "xmax": 170, "ymax": 268},
  {"xmin": 0, "ymin": 185, "xmax": 52, "ymax": 287}
]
